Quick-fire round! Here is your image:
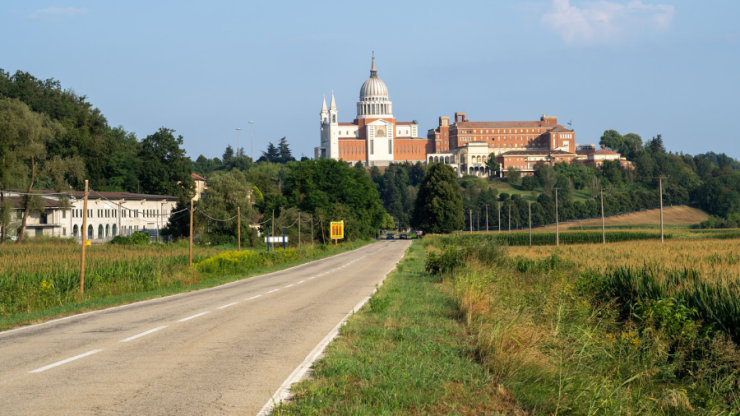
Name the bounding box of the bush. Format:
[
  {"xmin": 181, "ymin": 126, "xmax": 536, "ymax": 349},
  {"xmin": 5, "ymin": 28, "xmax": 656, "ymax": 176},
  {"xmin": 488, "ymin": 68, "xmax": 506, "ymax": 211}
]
[
  {"xmin": 110, "ymin": 232, "xmax": 150, "ymax": 245},
  {"xmin": 195, "ymin": 248, "xmax": 299, "ymax": 275}
]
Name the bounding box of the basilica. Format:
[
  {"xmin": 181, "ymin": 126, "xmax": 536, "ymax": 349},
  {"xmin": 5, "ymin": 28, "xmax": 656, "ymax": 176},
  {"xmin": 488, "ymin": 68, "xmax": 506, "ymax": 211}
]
[{"xmin": 315, "ymin": 54, "xmax": 431, "ymax": 166}]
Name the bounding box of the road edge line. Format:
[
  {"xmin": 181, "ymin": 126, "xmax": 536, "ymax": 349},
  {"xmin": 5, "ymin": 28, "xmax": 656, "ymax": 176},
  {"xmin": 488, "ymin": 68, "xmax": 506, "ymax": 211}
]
[{"xmin": 256, "ymin": 245, "xmax": 408, "ymax": 416}]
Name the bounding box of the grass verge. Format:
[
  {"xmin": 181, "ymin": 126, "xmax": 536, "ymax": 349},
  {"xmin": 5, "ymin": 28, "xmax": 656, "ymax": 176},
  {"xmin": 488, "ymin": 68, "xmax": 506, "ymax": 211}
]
[
  {"xmin": 273, "ymin": 241, "xmax": 526, "ymax": 415},
  {"xmin": 0, "ymin": 240, "xmax": 373, "ymax": 332}
]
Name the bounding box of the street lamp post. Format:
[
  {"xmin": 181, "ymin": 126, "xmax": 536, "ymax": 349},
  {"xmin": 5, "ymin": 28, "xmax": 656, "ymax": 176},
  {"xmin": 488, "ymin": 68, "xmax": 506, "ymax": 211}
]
[
  {"xmin": 249, "ymin": 121, "xmax": 255, "ymax": 161},
  {"xmin": 236, "ymin": 128, "xmax": 242, "ymax": 157}
]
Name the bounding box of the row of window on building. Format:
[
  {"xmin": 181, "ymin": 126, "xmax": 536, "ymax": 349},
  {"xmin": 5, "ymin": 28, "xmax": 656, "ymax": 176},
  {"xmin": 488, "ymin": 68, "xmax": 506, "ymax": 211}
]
[
  {"xmin": 71, "ymin": 208, "xmax": 164, "ymax": 219},
  {"xmin": 458, "ymin": 128, "xmax": 545, "ymax": 134}
]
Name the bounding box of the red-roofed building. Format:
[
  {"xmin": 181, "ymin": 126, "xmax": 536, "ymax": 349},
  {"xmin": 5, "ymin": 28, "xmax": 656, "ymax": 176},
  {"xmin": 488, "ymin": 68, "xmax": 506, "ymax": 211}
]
[{"xmin": 426, "ymin": 113, "xmax": 581, "ymax": 177}]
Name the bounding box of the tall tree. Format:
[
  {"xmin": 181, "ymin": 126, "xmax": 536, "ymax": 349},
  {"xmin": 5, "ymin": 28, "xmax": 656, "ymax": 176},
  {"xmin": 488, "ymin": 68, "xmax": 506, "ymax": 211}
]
[
  {"xmin": 486, "ymin": 153, "xmax": 500, "ymax": 177},
  {"xmin": 137, "ymin": 127, "xmax": 193, "ymax": 199},
  {"xmin": 412, "ymin": 163, "xmax": 464, "ymax": 233},
  {"xmin": 277, "ymin": 137, "xmax": 295, "ymax": 163},
  {"xmin": 222, "ymin": 145, "xmax": 234, "ymax": 164},
  {"xmin": 0, "ymin": 98, "xmax": 83, "ymax": 243}
]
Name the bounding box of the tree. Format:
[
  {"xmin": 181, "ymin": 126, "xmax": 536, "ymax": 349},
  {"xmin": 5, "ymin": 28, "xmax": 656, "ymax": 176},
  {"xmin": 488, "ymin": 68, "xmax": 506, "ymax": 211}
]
[
  {"xmin": 0, "ymin": 98, "xmax": 83, "ymax": 243},
  {"xmin": 486, "ymin": 153, "xmax": 500, "ymax": 177},
  {"xmin": 411, "ymin": 164, "xmax": 464, "ymax": 233},
  {"xmin": 197, "ymin": 169, "xmax": 257, "ymax": 245},
  {"xmin": 259, "ymin": 142, "xmax": 280, "ymax": 163},
  {"xmin": 283, "ymin": 158, "xmax": 385, "ymax": 240},
  {"xmin": 222, "ymin": 145, "xmax": 234, "ymax": 164},
  {"xmin": 507, "ymin": 167, "xmax": 521, "ymax": 185},
  {"xmin": 277, "ymin": 137, "xmax": 295, "ymax": 163},
  {"xmin": 137, "ymin": 127, "xmax": 193, "ymax": 199}
]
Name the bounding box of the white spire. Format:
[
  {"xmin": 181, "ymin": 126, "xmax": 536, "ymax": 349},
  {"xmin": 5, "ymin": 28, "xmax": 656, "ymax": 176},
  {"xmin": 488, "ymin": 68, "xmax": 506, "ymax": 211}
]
[
  {"xmin": 330, "ymin": 91, "xmax": 337, "ymax": 110},
  {"xmin": 321, "ymin": 95, "xmax": 328, "ymax": 112}
]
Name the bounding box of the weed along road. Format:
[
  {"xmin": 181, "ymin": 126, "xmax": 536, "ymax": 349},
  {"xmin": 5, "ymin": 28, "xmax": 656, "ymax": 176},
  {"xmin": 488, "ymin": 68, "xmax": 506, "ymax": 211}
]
[{"xmin": 0, "ymin": 240, "xmax": 411, "ymax": 415}]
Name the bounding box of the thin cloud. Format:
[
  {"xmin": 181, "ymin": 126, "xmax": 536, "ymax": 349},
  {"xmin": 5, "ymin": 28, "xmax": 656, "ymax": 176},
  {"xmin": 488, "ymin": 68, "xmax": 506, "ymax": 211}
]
[
  {"xmin": 29, "ymin": 7, "xmax": 89, "ymax": 21},
  {"xmin": 541, "ymin": 0, "xmax": 675, "ymax": 44}
]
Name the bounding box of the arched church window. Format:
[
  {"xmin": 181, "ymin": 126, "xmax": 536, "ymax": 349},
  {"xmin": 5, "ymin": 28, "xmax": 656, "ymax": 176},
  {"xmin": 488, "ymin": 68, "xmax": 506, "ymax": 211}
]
[{"xmin": 332, "ymin": 115, "xmax": 336, "ymax": 123}]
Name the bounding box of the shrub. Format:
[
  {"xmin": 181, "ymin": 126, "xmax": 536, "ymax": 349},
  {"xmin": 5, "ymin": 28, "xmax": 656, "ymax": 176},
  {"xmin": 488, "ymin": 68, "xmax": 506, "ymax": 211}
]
[{"xmin": 110, "ymin": 232, "xmax": 150, "ymax": 245}]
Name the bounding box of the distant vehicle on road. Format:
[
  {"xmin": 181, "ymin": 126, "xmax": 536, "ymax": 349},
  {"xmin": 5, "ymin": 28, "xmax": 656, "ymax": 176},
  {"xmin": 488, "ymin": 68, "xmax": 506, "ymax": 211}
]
[
  {"xmin": 386, "ymin": 233, "xmax": 394, "ymax": 239},
  {"xmin": 399, "ymin": 233, "xmax": 407, "ymax": 239}
]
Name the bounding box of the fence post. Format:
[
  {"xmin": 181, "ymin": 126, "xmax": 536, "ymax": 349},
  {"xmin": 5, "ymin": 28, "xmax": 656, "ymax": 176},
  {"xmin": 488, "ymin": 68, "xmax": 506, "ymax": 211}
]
[{"xmin": 80, "ymin": 180, "xmax": 88, "ymax": 294}]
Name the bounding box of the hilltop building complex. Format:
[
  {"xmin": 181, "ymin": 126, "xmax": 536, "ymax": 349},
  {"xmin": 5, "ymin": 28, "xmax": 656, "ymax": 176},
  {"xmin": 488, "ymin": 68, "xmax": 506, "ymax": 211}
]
[{"xmin": 317, "ymin": 55, "xmax": 628, "ymax": 176}]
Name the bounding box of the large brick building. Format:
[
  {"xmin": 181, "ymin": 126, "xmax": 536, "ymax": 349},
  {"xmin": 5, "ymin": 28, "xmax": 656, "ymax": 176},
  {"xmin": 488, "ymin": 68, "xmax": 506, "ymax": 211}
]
[
  {"xmin": 315, "ymin": 54, "xmax": 433, "ymax": 166},
  {"xmin": 426, "ymin": 113, "xmax": 604, "ymax": 177}
]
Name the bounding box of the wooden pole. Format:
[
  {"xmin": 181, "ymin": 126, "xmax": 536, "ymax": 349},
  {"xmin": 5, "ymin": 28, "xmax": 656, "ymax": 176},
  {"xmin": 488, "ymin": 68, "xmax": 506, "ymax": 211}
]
[
  {"xmin": 601, "ymin": 189, "xmax": 605, "ymax": 245},
  {"xmin": 529, "ymin": 201, "xmax": 532, "ymax": 247},
  {"xmin": 659, "ymin": 177, "xmax": 664, "ymax": 243},
  {"xmin": 237, "ymin": 206, "xmax": 241, "ymax": 252},
  {"xmin": 189, "ymin": 199, "xmax": 193, "ymax": 267},
  {"xmin": 80, "ymin": 180, "xmax": 88, "ymax": 294},
  {"xmin": 555, "ymin": 188, "xmax": 559, "ymax": 247}
]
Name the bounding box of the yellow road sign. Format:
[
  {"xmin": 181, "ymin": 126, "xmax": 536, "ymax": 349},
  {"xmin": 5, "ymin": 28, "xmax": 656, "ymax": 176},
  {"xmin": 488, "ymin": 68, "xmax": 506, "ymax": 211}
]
[{"xmin": 330, "ymin": 221, "xmax": 344, "ymax": 239}]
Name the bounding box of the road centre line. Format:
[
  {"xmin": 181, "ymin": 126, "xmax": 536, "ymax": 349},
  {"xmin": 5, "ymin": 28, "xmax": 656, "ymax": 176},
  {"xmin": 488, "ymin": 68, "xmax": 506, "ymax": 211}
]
[
  {"xmin": 29, "ymin": 349, "xmax": 104, "ymax": 374},
  {"xmin": 245, "ymin": 295, "xmax": 262, "ymax": 301},
  {"xmin": 308, "ymin": 277, "xmax": 315, "ymax": 280},
  {"xmin": 217, "ymin": 302, "xmax": 239, "ymax": 310},
  {"xmin": 284, "ymin": 284, "xmax": 294, "ymax": 288},
  {"xmin": 297, "ymin": 280, "xmax": 305, "ymax": 284},
  {"xmin": 120, "ymin": 326, "xmax": 167, "ymax": 342},
  {"xmin": 267, "ymin": 289, "xmax": 280, "ymax": 293},
  {"xmin": 178, "ymin": 312, "xmax": 210, "ymax": 322}
]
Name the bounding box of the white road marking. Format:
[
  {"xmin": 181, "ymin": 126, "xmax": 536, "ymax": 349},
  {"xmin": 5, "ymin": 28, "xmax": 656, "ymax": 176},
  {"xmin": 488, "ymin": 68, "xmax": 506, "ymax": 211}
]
[
  {"xmin": 308, "ymin": 277, "xmax": 315, "ymax": 280},
  {"xmin": 217, "ymin": 302, "xmax": 238, "ymax": 310},
  {"xmin": 297, "ymin": 280, "xmax": 305, "ymax": 284},
  {"xmin": 284, "ymin": 284, "xmax": 294, "ymax": 288},
  {"xmin": 256, "ymin": 248, "xmax": 406, "ymax": 415},
  {"xmin": 267, "ymin": 289, "xmax": 279, "ymax": 293},
  {"xmin": 245, "ymin": 295, "xmax": 262, "ymax": 301},
  {"xmin": 29, "ymin": 349, "xmax": 103, "ymax": 374},
  {"xmin": 120, "ymin": 326, "xmax": 167, "ymax": 342},
  {"xmin": 178, "ymin": 312, "xmax": 210, "ymax": 322}
]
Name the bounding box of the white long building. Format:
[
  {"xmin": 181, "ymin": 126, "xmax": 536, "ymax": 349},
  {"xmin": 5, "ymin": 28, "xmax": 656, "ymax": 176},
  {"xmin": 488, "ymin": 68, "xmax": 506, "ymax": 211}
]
[{"xmin": 2, "ymin": 190, "xmax": 179, "ymax": 242}]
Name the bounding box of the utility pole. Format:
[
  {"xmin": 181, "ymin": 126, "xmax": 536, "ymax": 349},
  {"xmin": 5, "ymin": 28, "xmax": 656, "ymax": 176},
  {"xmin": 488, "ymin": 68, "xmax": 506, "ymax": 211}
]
[
  {"xmin": 486, "ymin": 204, "xmax": 489, "ymax": 232},
  {"xmin": 189, "ymin": 199, "xmax": 193, "ymax": 267},
  {"xmin": 237, "ymin": 206, "xmax": 241, "ymax": 252},
  {"xmin": 80, "ymin": 180, "xmax": 88, "ymax": 295},
  {"xmin": 655, "ymin": 176, "xmax": 666, "ymax": 243},
  {"xmin": 529, "ymin": 201, "xmax": 532, "ymax": 247},
  {"xmin": 600, "ymin": 188, "xmax": 605, "ymax": 245},
  {"xmin": 554, "ymin": 188, "xmax": 560, "ymax": 247},
  {"xmin": 469, "ymin": 209, "xmax": 473, "ymax": 234}
]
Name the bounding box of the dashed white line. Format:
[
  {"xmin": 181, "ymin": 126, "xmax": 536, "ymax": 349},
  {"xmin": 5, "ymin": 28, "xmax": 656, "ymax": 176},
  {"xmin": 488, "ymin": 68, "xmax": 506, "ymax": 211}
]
[
  {"xmin": 297, "ymin": 280, "xmax": 305, "ymax": 284},
  {"xmin": 267, "ymin": 289, "xmax": 280, "ymax": 293},
  {"xmin": 178, "ymin": 312, "xmax": 210, "ymax": 322},
  {"xmin": 120, "ymin": 326, "xmax": 167, "ymax": 342},
  {"xmin": 284, "ymin": 284, "xmax": 294, "ymax": 288},
  {"xmin": 29, "ymin": 349, "xmax": 103, "ymax": 373},
  {"xmin": 308, "ymin": 277, "xmax": 315, "ymax": 280},
  {"xmin": 217, "ymin": 302, "xmax": 239, "ymax": 309},
  {"xmin": 245, "ymin": 295, "xmax": 262, "ymax": 301}
]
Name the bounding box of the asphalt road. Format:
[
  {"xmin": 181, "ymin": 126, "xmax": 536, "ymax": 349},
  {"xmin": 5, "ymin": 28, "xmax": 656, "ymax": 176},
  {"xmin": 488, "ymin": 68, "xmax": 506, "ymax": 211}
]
[{"xmin": 0, "ymin": 240, "xmax": 411, "ymax": 415}]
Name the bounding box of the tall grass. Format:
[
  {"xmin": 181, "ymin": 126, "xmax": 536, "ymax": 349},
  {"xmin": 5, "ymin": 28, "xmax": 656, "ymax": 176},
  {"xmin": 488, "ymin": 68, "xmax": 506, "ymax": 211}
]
[{"xmin": 424, "ymin": 234, "xmax": 740, "ymax": 414}]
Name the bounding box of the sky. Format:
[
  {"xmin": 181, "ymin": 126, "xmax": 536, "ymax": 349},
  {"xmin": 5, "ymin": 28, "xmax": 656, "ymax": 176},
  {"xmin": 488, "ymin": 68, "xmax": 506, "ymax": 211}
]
[{"xmin": 2, "ymin": 0, "xmax": 739, "ymax": 160}]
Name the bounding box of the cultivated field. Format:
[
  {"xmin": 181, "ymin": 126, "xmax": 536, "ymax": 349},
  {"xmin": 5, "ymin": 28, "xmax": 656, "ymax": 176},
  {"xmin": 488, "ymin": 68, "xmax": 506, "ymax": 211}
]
[{"xmin": 544, "ymin": 204, "xmax": 709, "ymax": 231}]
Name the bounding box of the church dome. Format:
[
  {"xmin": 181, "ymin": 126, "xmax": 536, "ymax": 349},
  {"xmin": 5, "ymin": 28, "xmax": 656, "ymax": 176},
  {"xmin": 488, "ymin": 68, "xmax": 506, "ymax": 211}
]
[{"xmin": 359, "ymin": 54, "xmax": 389, "ymax": 100}]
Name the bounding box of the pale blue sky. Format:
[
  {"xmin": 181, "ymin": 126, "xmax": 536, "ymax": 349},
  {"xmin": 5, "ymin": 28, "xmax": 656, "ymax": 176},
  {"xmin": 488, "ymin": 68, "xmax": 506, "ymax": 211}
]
[{"xmin": 2, "ymin": 0, "xmax": 739, "ymax": 160}]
